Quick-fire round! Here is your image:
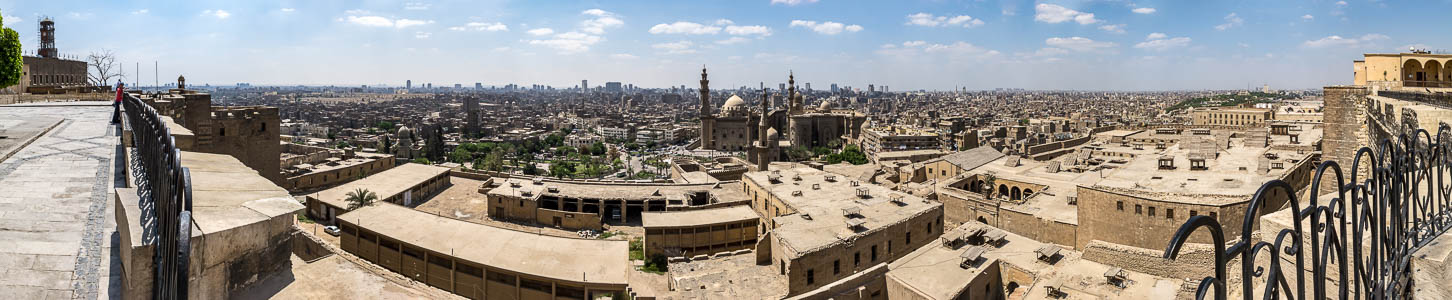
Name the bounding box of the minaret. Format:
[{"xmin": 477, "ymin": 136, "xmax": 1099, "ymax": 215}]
[
  {"xmin": 754, "ymin": 89, "xmax": 772, "ymax": 171},
  {"xmin": 699, "ymin": 66, "xmax": 711, "ymax": 117},
  {"xmin": 787, "ymin": 71, "xmax": 798, "ymax": 114}
]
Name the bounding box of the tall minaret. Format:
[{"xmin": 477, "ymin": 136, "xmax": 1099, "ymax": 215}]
[
  {"xmin": 699, "ymin": 66, "xmax": 711, "ymax": 117},
  {"xmin": 754, "ymin": 89, "xmax": 773, "ymax": 171},
  {"xmin": 787, "ymin": 71, "xmax": 798, "ymax": 114}
]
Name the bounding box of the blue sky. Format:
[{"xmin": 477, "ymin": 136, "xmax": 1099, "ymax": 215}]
[{"xmin": 0, "ymin": 0, "xmax": 1446, "ymax": 90}]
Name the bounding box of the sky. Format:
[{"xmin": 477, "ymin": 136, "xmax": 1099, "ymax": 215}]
[{"xmin": 0, "ymin": 0, "xmax": 1447, "ymax": 91}]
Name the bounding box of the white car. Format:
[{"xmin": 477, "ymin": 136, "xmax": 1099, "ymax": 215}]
[{"xmin": 323, "ymin": 225, "xmax": 341, "ymax": 236}]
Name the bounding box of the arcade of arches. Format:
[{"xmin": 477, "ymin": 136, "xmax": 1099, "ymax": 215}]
[{"xmin": 1399, "ymin": 58, "xmax": 1452, "ymax": 88}]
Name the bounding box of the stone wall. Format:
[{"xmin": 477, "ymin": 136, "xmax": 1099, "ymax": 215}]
[
  {"xmin": 784, "ymin": 263, "xmax": 889, "ymax": 300},
  {"xmin": 997, "ymin": 207, "xmax": 1078, "ymax": 249},
  {"xmin": 1080, "ymin": 240, "xmax": 1217, "ymax": 280},
  {"xmin": 1320, "ymin": 86, "xmax": 1371, "ymax": 195}
]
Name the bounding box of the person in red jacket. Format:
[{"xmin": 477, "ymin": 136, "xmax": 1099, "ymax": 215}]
[{"xmin": 111, "ymin": 80, "xmax": 124, "ymax": 124}]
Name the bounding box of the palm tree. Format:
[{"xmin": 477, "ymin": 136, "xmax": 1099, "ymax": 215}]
[
  {"xmin": 981, "ymin": 173, "xmax": 997, "ymax": 199},
  {"xmin": 345, "ymin": 188, "xmax": 378, "ymax": 210}
]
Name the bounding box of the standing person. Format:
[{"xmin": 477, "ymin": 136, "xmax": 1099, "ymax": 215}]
[{"xmin": 111, "ymin": 79, "xmax": 124, "ymax": 124}]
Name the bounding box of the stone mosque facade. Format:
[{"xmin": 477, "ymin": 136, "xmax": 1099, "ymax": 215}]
[{"xmin": 696, "ymin": 68, "xmax": 867, "ymax": 167}]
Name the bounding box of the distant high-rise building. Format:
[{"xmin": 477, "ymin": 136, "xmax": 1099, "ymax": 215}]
[
  {"xmin": 426, "ymin": 83, "xmax": 432, "ymax": 89},
  {"xmin": 475, "ymin": 83, "xmax": 482, "ymax": 89},
  {"xmin": 868, "ymin": 84, "xmax": 875, "ymax": 93},
  {"xmin": 805, "ymin": 83, "xmax": 811, "ymax": 92},
  {"xmin": 831, "ymin": 83, "xmax": 838, "ymax": 93},
  {"xmin": 605, "ymin": 82, "xmax": 623, "ymax": 93},
  {"xmin": 406, "ymin": 80, "xmax": 412, "ymax": 90},
  {"xmin": 779, "ymin": 83, "xmax": 786, "ymax": 91},
  {"xmin": 582, "ymin": 80, "xmax": 589, "ymax": 92},
  {"xmin": 454, "ymin": 84, "xmax": 462, "ymax": 89}
]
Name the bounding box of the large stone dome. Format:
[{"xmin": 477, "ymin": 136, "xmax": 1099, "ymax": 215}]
[
  {"xmin": 396, "ymin": 126, "xmax": 412, "ymax": 138},
  {"xmin": 721, "ymin": 94, "xmax": 747, "ymax": 116},
  {"xmin": 818, "ymin": 99, "xmax": 834, "ymax": 110}
]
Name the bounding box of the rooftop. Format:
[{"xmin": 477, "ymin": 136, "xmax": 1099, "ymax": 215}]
[
  {"xmin": 642, "ymin": 205, "xmax": 759, "ymax": 228},
  {"xmin": 337, "ymin": 203, "xmax": 630, "ymax": 285},
  {"xmin": 487, "ymin": 176, "xmax": 721, "ymax": 202},
  {"xmin": 312, "ymin": 163, "xmax": 450, "ymax": 208},
  {"xmin": 746, "ymin": 168, "xmax": 940, "ymax": 259}
]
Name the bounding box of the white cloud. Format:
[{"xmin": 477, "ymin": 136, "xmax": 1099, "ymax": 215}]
[
  {"xmin": 716, "ymin": 37, "xmax": 750, "ymax": 45},
  {"xmin": 201, "ymin": 9, "xmax": 231, "ymax": 19},
  {"xmin": 132, "ymin": 9, "xmax": 149, "ymax": 15},
  {"xmin": 1045, "ymin": 37, "xmax": 1116, "ymax": 52},
  {"xmin": 579, "ymin": 9, "xmax": 623, "ymax": 34},
  {"xmin": 714, "ymin": 19, "xmax": 734, "ymax": 25},
  {"xmin": 68, "ymin": 12, "xmax": 95, "ymax": 20},
  {"xmin": 1134, "ymin": 36, "xmax": 1191, "ymax": 51},
  {"xmin": 725, "ymin": 25, "xmax": 772, "ymax": 36},
  {"xmin": 652, "ymin": 41, "xmax": 696, "ymax": 54},
  {"xmin": 344, "ymin": 11, "xmax": 435, "ymax": 29},
  {"xmin": 527, "ymin": 28, "xmax": 555, "ymax": 36},
  {"xmin": 415, "ymin": 32, "xmax": 432, "ymax": 39},
  {"xmin": 610, "ymin": 53, "xmax": 639, "ymax": 60},
  {"xmin": 1035, "ymin": 4, "xmax": 1098, "ymax": 25},
  {"xmin": 449, "ymin": 22, "xmax": 508, "ymax": 32},
  {"xmin": 1099, "ymin": 24, "xmax": 1126, "ymax": 34},
  {"xmin": 1132, "ymin": 7, "xmax": 1156, "ymax": 14},
  {"xmin": 280, "ymin": 8, "xmax": 295, "ymax": 13},
  {"xmin": 528, "ymin": 31, "xmax": 604, "ymax": 54},
  {"xmin": 1146, "ymin": 32, "xmax": 1167, "ymax": 40},
  {"xmin": 1302, "ymin": 34, "xmax": 1389, "ymax": 48},
  {"xmin": 404, "ymin": 2, "xmax": 430, "ymax": 10},
  {"xmin": 879, "ymin": 41, "xmax": 999, "ymax": 60},
  {"xmin": 1301, "ymin": 14, "xmax": 1314, "ymax": 21},
  {"xmin": 771, "ymin": 0, "xmax": 819, "ymax": 6},
  {"xmin": 1214, "ymin": 13, "xmax": 1243, "ymax": 31},
  {"xmin": 3, "ymin": 15, "xmax": 19, "ymax": 23},
  {"xmin": 394, "ymin": 19, "xmax": 433, "ymax": 28},
  {"xmin": 789, "ymin": 20, "xmax": 863, "ymax": 35},
  {"xmin": 649, "ymin": 22, "xmax": 721, "ymax": 35},
  {"xmin": 903, "ymin": 41, "xmax": 927, "ymax": 47},
  {"xmin": 905, "ymin": 13, "xmax": 984, "ymax": 28}
]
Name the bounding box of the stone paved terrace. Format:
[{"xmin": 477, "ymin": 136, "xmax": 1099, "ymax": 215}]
[{"xmin": 0, "ymin": 103, "xmax": 123, "ymax": 299}]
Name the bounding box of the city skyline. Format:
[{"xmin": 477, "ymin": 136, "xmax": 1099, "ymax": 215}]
[{"xmin": 2, "ymin": 0, "xmax": 1448, "ymax": 90}]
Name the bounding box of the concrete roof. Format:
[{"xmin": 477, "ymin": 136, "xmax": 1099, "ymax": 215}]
[
  {"xmin": 1090, "ymin": 140, "xmax": 1312, "ymax": 205},
  {"xmin": 313, "ymin": 163, "xmax": 449, "ymax": 209},
  {"xmin": 642, "ymin": 205, "xmax": 759, "ymax": 228},
  {"xmin": 929, "ymin": 146, "xmax": 1004, "ymax": 170},
  {"xmin": 746, "ymin": 168, "xmax": 941, "ymax": 259},
  {"xmin": 182, "ymin": 151, "xmax": 303, "ymax": 234},
  {"xmin": 487, "ymin": 177, "xmax": 717, "ymax": 201},
  {"xmin": 337, "ymin": 204, "xmax": 630, "ymax": 286}
]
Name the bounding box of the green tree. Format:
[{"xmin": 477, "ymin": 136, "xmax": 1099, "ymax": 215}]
[
  {"xmin": 344, "ymin": 188, "xmax": 378, "ymax": 210},
  {"xmin": 522, "ymin": 162, "xmax": 540, "ymax": 175},
  {"xmin": 785, "ymin": 146, "xmax": 813, "ymax": 162},
  {"xmin": 376, "ymin": 121, "xmax": 394, "ymax": 131},
  {"xmin": 544, "ymin": 134, "xmax": 565, "ymax": 147},
  {"xmin": 0, "ymin": 12, "xmax": 18, "ymax": 88},
  {"xmin": 483, "ymin": 148, "xmax": 505, "ymax": 171},
  {"xmin": 411, "ymin": 157, "xmax": 431, "ymax": 165},
  {"xmin": 449, "ymin": 148, "xmax": 473, "ymax": 164},
  {"xmin": 589, "ymin": 141, "xmax": 607, "ymax": 156}
]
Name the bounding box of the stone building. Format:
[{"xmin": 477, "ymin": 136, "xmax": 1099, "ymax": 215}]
[
  {"xmin": 1351, "ymin": 51, "xmax": 1452, "ymax": 88},
  {"xmin": 486, "ymin": 177, "xmax": 748, "ymax": 230},
  {"xmin": 136, "ymin": 79, "xmax": 284, "ymax": 183},
  {"xmin": 305, "ymin": 163, "xmax": 451, "ymax": 223},
  {"xmin": 698, "ymin": 68, "xmax": 866, "ymax": 158},
  {"xmin": 641, "ymin": 205, "xmax": 760, "ymax": 258},
  {"xmin": 1190, "ymin": 106, "xmax": 1274, "ymax": 126},
  {"xmin": 743, "ymin": 167, "xmax": 943, "ymax": 297}
]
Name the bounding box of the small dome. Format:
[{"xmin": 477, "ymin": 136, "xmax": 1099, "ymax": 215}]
[
  {"xmin": 818, "ymin": 99, "xmax": 834, "ymax": 110},
  {"xmin": 396, "ymin": 126, "xmax": 411, "ymax": 137},
  {"xmin": 766, "ymin": 127, "xmax": 780, "ymax": 140}
]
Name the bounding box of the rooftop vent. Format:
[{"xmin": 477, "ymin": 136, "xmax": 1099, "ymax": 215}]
[
  {"xmin": 845, "ymin": 219, "xmax": 866, "ymax": 229},
  {"xmin": 850, "ymin": 181, "xmax": 859, "ymax": 186},
  {"xmin": 532, "ymin": 177, "xmax": 544, "ymax": 185},
  {"xmin": 856, "ymin": 187, "xmax": 871, "ymax": 198},
  {"xmin": 547, "ymin": 186, "xmax": 559, "ymax": 193},
  {"xmin": 509, "ymin": 181, "xmax": 522, "ymax": 188},
  {"xmin": 890, "ymin": 195, "xmax": 907, "ymax": 205},
  {"xmin": 812, "ymin": 183, "xmax": 821, "ymax": 190},
  {"xmin": 793, "ymin": 175, "xmax": 803, "ymax": 181},
  {"xmin": 824, "ymin": 174, "xmax": 837, "ymax": 182},
  {"xmin": 801, "ymin": 213, "xmax": 813, "ymax": 220},
  {"xmin": 842, "ymin": 207, "xmax": 862, "ymax": 217},
  {"xmin": 768, "ymin": 174, "xmax": 782, "ymax": 183},
  {"xmin": 791, "ymin": 190, "xmax": 803, "ymax": 197},
  {"xmin": 520, "ymin": 190, "xmax": 533, "ymax": 197}
]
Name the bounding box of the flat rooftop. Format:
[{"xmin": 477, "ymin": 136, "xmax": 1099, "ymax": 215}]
[
  {"xmin": 313, "ymin": 163, "xmax": 449, "ymax": 208},
  {"xmin": 1091, "ymin": 139, "xmax": 1311, "ymax": 204},
  {"xmin": 642, "ymin": 205, "xmax": 759, "ymax": 228},
  {"xmin": 337, "ymin": 203, "xmax": 630, "ymax": 285},
  {"xmin": 487, "ymin": 177, "xmax": 718, "ymax": 201},
  {"xmin": 183, "ymin": 151, "xmax": 304, "ymax": 234},
  {"xmin": 746, "ymin": 168, "xmax": 940, "ymax": 259}
]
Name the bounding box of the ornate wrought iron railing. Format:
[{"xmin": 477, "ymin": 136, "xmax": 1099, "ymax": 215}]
[
  {"xmin": 122, "ymin": 93, "xmax": 194, "ymax": 299},
  {"xmin": 1163, "ymin": 125, "xmax": 1452, "ymax": 300}
]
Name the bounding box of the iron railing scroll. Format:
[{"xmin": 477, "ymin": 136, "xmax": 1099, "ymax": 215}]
[
  {"xmin": 1162, "ymin": 125, "xmax": 1452, "ymax": 300},
  {"xmin": 121, "ymin": 93, "xmax": 194, "ymax": 300}
]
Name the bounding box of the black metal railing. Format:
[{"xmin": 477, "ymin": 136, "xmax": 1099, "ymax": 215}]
[
  {"xmin": 122, "ymin": 93, "xmax": 194, "ymax": 299},
  {"xmin": 1163, "ymin": 125, "xmax": 1452, "ymax": 300}
]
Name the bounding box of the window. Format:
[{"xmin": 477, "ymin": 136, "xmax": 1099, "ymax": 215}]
[
  {"xmin": 871, "ymin": 245, "xmax": 879, "ymax": 262},
  {"xmin": 833, "ymin": 260, "xmax": 841, "ymax": 275},
  {"xmin": 428, "ymin": 255, "xmax": 452, "ymax": 268},
  {"xmin": 1148, "ymin": 207, "xmax": 1156, "ymax": 217},
  {"xmin": 518, "ymin": 200, "xmax": 524, "ymax": 207},
  {"xmin": 486, "ymin": 272, "xmax": 516, "ymax": 285},
  {"xmin": 1167, "ymin": 209, "xmax": 1175, "ymax": 219},
  {"xmin": 456, "ymin": 264, "xmax": 483, "ymax": 277},
  {"xmin": 807, "ymin": 269, "xmax": 815, "ymax": 285},
  {"xmin": 1191, "ymin": 210, "xmax": 1198, "ymax": 216},
  {"xmin": 926, "ymin": 223, "xmax": 932, "ymax": 234},
  {"xmin": 1117, "ymin": 201, "xmax": 1124, "ymax": 211},
  {"xmin": 520, "ymin": 278, "xmax": 552, "ymax": 292},
  {"xmin": 854, "ymin": 252, "xmax": 861, "ymax": 267},
  {"xmin": 1135, "ymin": 204, "xmax": 1142, "ymax": 214},
  {"xmin": 780, "ymin": 260, "xmax": 786, "ymax": 275},
  {"xmin": 906, "ymin": 232, "xmax": 912, "ymax": 245}
]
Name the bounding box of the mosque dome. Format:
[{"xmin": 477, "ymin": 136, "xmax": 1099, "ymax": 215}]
[
  {"xmin": 721, "ymin": 94, "xmax": 747, "ymax": 116},
  {"xmin": 396, "ymin": 126, "xmax": 412, "ymax": 138},
  {"xmin": 766, "ymin": 127, "xmax": 780, "ymax": 141},
  {"xmin": 818, "ymin": 99, "xmax": 834, "ymax": 110}
]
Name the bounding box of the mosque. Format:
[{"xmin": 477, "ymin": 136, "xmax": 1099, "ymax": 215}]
[{"xmin": 696, "ymin": 67, "xmax": 867, "ymax": 169}]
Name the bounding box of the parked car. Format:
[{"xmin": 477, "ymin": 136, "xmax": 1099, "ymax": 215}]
[{"xmin": 323, "ymin": 225, "xmax": 341, "ymax": 236}]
